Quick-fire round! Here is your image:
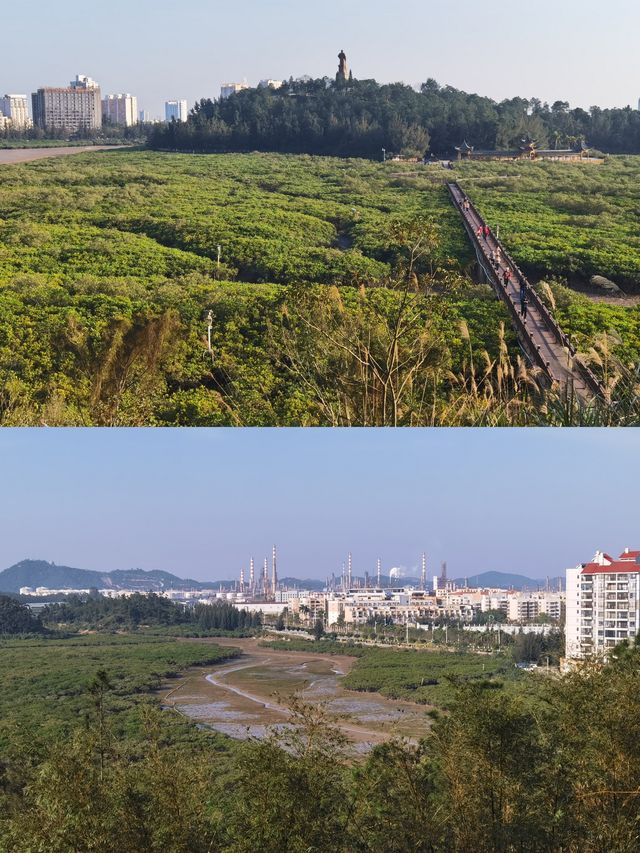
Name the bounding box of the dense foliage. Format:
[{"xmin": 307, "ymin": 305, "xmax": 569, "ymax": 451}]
[
  {"xmin": 149, "ymin": 76, "xmax": 640, "ymax": 157},
  {"xmin": 193, "ymin": 602, "xmax": 261, "ymax": 631},
  {"xmin": 3, "ymin": 635, "xmax": 640, "ymax": 851},
  {"xmin": 0, "ymin": 595, "xmax": 45, "ymax": 635},
  {"xmin": 43, "ymin": 593, "xmax": 192, "ymax": 630},
  {"xmin": 0, "ymin": 635, "xmax": 238, "ymax": 746},
  {"xmin": 43, "ymin": 594, "xmax": 262, "ymax": 633},
  {"xmin": 0, "ymin": 150, "xmax": 638, "ymax": 425}
]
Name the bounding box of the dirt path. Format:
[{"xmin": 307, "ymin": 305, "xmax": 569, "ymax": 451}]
[{"xmin": 0, "ymin": 146, "xmax": 130, "ymax": 165}]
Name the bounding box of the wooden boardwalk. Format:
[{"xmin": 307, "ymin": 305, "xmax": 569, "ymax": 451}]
[{"xmin": 447, "ymin": 181, "xmax": 603, "ymax": 401}]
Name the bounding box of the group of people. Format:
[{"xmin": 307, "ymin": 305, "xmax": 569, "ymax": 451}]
[{"xmin": 465, "ymin": 197, "xmax": 529, "ymax": 319}]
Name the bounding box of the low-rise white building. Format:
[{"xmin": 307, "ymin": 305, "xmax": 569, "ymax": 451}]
[
  {"xmin": 507, "ymin": 593, "xmax": 563, "ymax": 622},
  {"xmin": 220, "ymin": 82, "xmax": 249, "ymax": 100}
]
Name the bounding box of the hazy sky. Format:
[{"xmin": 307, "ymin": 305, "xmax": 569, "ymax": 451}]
[
  {"xmin": 0, "ymin": 429, "xmax": 637, "ymax": 582},
  {"xmin": 2, "ymin": 0, "xmax": 639, "ymax": 117}
]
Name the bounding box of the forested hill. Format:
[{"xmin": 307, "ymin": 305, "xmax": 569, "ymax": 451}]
[
  {"xmin": 0, "ymin": 560, "xmax": 212, "ymax": 594},
  {"xmin": 148, "ymin": 76, "xmax": 640, "ymax": 157}
]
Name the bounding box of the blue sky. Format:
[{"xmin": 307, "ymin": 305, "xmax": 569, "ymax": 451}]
[
  {"xmin": 2, "ymin": 0, "xmax": 639, "ymax": 117},
  {"xmin": 0, "ymin": 429, "xmax": 637, "ymax": 582}
]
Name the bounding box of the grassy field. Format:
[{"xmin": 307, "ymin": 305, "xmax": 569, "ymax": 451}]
[
  {"xmin": 0, "ymin": 150, "xmax": 638, "ymax": 425},
  {"xmin": 260, "ymin": 640, "xmax": 530, "ymax": 709},
  {"xmin": 0, "ymin": 634, "xmax": 238, "ymax": 747}
]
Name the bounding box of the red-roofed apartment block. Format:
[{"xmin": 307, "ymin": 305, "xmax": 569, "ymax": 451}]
[{"xmin": 566, "ymin": 549, "xmax": 640, "ymax": 660}]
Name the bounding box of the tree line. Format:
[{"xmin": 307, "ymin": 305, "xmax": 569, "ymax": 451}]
[
  {"xmin": 39, "ymin": 593, "xmax": 261, "ymax": 633},
  {"xmin": 0, "ymin": 595, "xmax": 46, "ymax": 636},
  {"xmin": 148, "ymin": 77, "xmax": 640, "ymax": 158}
]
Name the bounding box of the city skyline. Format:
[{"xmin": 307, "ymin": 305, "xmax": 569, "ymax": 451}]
[
  {"xmin": 2, "ymin": 0, "xmax": 640, "ymax": 119},
  {"xmin": 0, "ymin": 428, "xmax": 637, "ymax": 581}
]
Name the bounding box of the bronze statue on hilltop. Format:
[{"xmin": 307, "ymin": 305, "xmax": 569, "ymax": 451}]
[{"xmin": 337, "ymin": 50, "xmax": 349, "ymax": 83}]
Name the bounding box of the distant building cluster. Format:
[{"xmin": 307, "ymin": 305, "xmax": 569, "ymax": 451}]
[
  {"xmin": 20, "ymin": 543, "xmax": 566, "ymax": 633},
  {"xmin": 565, "ymin": 548, "xmax": 640, "ymax": 661},
  {"xmin": 2, "ymin": 51, "xmax": 351, "ymax": 133},
  {"xmin": 280, "ymin": 585, "xmax": 564, "ymax": 630},
  {"xmin": 0, "ymin": 71, "xmax": 193, "ymax": 132},
  {"xmin": 224, "ymin": 550, "xmax": 565, "ymax": 629}
]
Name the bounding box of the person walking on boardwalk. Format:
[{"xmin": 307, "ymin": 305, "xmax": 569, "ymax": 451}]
[
  {"xmin": 520, "ymin": 283, "xmax": 528, "ymax": 318},
  {"xmin": 503, "ymin": 268, "xmax": 512, "ymax": 288},
  {"xmin": 483, "ymin": 224, "xmax": 490, "ymax": 240}
]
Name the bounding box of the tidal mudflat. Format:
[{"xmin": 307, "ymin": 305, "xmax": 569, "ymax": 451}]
[{"xmin": 162, "ymin": 637, "xmax": 432, "ymax": 751}]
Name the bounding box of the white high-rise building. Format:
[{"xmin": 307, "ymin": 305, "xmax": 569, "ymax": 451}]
[
  {"xmin": 565, "ymin": 548, "xmax": 640, "ymax": 661},
  {"xmin": 32, "ymin": 75, "xmax": 102, "ymax": 131},
  {"xmin": 258, "ymin": 79, "xmax": 283, "ymax": 90},
  {"xmin": 0, "ymin": 95, "xmax": 31, "ymax": 129},
  {"xmin": 165, "ymin": 100, "xmax": 188, "ymax": 122},
  {"xmin": 220, "ymin": 82, "xmax": 249, "ymax": 100},
  {"xmin": 102, "ymin": 94, "xmax": 138, "ymax": 127},
  {"xmin": 565, "ymin": 565, "xmax": 582, "ymax": 659}
]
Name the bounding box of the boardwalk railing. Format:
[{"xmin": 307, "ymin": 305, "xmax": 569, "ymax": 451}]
[{"xmin": 446, "ymin": 181, "xmax": 605, "ymax": 400}]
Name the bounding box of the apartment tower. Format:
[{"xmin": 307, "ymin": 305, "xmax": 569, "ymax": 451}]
[{"xmin": 32, "ymin": 74, "xmax": 101, "ymax": 132}]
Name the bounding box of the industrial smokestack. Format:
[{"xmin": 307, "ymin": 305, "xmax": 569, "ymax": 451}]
[
  {"xmin": 272, "ymin": 544, "xmax": 278, "ymax": 594},
  {"xmin": 421, "ymin": 553, "xmax": 427, "ymax": 591},
  {"xmin": 348, "ymin": 552, "xmax": 352, "ymax": 590},
  {"xmin": 377, "ymin": 558, "xmax": 381, "ymax": 588}
]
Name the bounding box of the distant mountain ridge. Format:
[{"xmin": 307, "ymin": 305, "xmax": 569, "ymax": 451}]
[
  {"xmin": 0, "ymin": 560, "xmax": 332, "ymax": 596},
  {"xmin": 454, "ymin": 571, "xmax": 565, "ymax": 591},
  {"xmin": 0, "ymin": 560, "xmax": 215, "ymax": 594},
  {"xmin": 0, "ymin": 560, "xmax": 561, "ymax": 596}
]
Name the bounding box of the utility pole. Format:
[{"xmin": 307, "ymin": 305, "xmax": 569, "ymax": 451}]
[{"xmin": 217, "ymin": 244, "xmax": 222, "ymax": 275}]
